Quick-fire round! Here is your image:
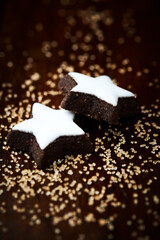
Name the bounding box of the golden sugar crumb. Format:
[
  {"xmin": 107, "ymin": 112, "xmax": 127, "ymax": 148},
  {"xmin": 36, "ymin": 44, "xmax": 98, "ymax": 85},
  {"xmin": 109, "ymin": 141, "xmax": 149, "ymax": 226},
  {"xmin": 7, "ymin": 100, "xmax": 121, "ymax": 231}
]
[
  {"xmin": 35, "ymin": 23, "xmax": 43, "ymax": 32},
  {"xmin": 85, "ymin": 213, "xmax": 96, "ymax": 222},
  {"xmin": 118, "ymin": 68, "xmax": 126, "ymax": 74},
  {"xmin": 122, "ymin": 58, "xmax": 130, "ymax": 65},
  {"xmin": 31, "ymin": 72, "xmax": 41, "ymax": 81},
  {"xmin": 134, "ymin": 35, "xmax": 141, "ymax": 43},
  {"xmin": 153, "ymin": 195, "xmax": 159, "ymax": 204},
  {"xmin": 136, "ymin": 71, "xmax": 142, "ymax": 77},
  {"xmin": 7, "ymin": 61, "xmax": 14, "ymax": 68},
  {"xmin": 98, "ymin": 218, "xmax": 108, "ymax": 226},
  {"xmin": 67, "ymin": 169, "xmax": 73, "ymax": 175},
  {"xmin": 117, "ymin": 37, "xmax": 125, "ymax": 44}
]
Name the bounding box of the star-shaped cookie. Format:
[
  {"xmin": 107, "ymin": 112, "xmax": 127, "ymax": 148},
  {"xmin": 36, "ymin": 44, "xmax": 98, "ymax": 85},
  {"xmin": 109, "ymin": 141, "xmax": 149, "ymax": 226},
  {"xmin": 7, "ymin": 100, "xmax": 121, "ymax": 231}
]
[
  {"xmin": 58, "ymin": 72, "xmax": 139, "ymax": 125},
  {"xmin": 7, "ymin": 103, "xmax": 93, "ymax": 169}
]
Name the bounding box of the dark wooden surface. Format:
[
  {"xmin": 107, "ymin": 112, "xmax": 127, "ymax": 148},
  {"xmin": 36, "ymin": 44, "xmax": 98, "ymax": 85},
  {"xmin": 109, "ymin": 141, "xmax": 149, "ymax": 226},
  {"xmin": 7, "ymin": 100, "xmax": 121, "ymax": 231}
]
[{"xmin": 0, "ymin": 0, "xmax": 160, "ymax": 240}]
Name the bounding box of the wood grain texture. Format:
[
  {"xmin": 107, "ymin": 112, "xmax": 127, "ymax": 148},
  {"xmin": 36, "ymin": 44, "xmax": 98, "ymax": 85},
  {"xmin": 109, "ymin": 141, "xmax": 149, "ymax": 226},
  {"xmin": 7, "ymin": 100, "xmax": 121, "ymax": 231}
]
[{"xmin": 0, "ymin": 0, "xmax": 160, "ymax": 240}]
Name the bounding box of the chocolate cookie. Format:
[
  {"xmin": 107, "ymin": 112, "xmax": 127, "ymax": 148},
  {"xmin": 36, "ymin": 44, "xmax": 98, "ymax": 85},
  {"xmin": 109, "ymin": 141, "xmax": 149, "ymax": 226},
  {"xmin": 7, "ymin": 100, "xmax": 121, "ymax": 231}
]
[
  {"xmin": 7, "ymin": 103, "xmax": 93, "ymax": 169},
  {"xmin": 58, "ymin": 72, "xmax": 139, "ymax": 125}
]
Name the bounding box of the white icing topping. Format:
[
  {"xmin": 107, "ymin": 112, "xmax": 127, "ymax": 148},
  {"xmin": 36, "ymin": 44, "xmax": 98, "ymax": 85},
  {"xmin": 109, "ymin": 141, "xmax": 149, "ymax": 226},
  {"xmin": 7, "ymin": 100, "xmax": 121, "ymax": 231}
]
[
  {"xmin": 69, "ymin": 72, "xmax": 135, "ymax": 106},
  {"xmin": 13, "ymin": 103, "xmax": 84, "ymax": 150}
]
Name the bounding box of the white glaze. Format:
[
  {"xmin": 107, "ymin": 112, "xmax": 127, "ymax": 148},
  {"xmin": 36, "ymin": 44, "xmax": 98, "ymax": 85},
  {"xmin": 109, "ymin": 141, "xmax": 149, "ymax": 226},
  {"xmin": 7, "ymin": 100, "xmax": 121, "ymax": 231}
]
[
  {"xmin": 69, "ymin": 72, "xmax": 135, "ymax": 106},
  {"xmin": 13, "ymin": 103, "xmax": 84, "ymax": 150}
]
